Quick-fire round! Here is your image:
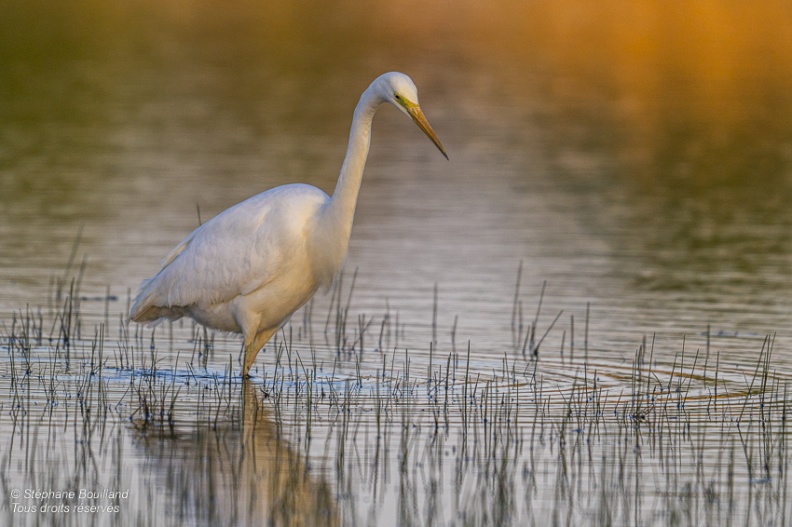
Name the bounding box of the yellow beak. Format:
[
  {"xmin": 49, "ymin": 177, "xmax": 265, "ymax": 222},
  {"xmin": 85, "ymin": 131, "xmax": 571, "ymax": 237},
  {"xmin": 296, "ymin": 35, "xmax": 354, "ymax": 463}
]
[{"xmin": 406, "ymin": 105, "xmax": 448, "ymax": 160}]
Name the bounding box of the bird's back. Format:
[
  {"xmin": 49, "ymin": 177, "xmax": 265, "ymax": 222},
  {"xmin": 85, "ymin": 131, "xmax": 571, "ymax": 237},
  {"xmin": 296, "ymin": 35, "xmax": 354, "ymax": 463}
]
[{"xmin": 130, "ymin": 183, "xmax": 330, "ymax": 326}]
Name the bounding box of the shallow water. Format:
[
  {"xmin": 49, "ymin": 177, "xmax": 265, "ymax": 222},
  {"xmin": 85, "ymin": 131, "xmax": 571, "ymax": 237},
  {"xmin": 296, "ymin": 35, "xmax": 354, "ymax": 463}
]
[
  {"xmin": 2, "ymin": 313, "xmax": 789, "ymax": 526},
  {"xmin": 3, "ymin": 1, "xmax": 792, "ymax": 525}
]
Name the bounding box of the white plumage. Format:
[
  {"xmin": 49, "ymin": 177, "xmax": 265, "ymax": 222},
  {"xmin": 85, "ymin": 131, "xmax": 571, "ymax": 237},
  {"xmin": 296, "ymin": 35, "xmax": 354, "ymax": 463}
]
[{"xmin": 130, "ymin": 72, "xmax": 447, "ymax": 377}]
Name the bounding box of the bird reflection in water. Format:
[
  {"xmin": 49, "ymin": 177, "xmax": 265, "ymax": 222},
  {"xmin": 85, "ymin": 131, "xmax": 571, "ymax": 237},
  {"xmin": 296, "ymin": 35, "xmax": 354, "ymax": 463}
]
[{"xmin": 133, "ymin": 381, "xmax": 338, "ymax": 526}]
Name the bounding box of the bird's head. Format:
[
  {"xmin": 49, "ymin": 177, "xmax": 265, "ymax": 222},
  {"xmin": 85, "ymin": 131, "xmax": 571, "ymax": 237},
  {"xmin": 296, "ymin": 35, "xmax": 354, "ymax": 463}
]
[{"xmin": 375, "ymin": 72, "xmax": 448, "ymax": 160}]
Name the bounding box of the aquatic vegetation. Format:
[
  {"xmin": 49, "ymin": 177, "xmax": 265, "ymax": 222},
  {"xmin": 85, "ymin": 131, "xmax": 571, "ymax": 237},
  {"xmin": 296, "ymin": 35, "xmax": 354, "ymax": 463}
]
[{"xmin": 1, "ymin": 269, "xmax": 791, "ymax": 526}]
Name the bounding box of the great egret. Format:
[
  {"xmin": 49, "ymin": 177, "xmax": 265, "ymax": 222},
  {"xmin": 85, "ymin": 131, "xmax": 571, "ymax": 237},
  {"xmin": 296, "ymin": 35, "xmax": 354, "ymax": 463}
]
[{"xmin": 130, "ymin": 72, "xmax": 447, "ymax": 377}]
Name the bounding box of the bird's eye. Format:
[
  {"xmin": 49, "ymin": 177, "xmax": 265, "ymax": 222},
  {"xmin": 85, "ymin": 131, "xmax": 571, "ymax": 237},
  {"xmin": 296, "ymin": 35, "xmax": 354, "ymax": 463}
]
[{"xmin": 394, "ymin": 94, "xmax": 401, "ymax": 101}]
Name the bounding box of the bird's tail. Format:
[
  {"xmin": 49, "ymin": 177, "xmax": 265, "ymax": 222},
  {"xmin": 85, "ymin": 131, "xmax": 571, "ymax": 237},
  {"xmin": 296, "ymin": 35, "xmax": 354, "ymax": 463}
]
[{"xmin": 129, "ymin": 277, "xmax": 186, "ymax": 325}]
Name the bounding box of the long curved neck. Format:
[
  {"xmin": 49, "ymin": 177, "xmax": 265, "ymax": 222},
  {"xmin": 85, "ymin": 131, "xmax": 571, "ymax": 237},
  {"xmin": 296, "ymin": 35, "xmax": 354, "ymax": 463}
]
[
  {"xmin": 307, "ymin": 83, "xmax": 386, "ymax": 289},
  {"xmin": 326, "ymin": 86, "xmax": 383, "ymax": 234}
]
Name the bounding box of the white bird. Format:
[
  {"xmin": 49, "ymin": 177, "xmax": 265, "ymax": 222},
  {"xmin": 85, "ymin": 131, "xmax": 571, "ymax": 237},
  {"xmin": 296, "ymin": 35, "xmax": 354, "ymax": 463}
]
[{"xmin": 130, "ymin": 72, "xmax": 447, "ymax": 377}]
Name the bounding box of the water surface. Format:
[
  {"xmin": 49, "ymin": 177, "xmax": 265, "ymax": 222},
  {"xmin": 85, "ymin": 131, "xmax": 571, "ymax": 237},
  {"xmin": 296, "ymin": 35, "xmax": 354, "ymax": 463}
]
[{"xmin": 2, "ymin": 1, "xmax": 792, "ymax": 525}]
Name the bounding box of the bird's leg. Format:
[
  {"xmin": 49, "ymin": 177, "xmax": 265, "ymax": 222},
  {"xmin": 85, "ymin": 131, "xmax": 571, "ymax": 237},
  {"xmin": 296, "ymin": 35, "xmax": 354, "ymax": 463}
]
[{"xmin": 241, "ymin": 326, "xmax": 277, "ymax": 378}]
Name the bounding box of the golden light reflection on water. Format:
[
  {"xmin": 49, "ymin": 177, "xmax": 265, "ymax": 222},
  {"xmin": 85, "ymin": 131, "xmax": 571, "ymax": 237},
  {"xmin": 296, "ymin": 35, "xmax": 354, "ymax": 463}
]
[{"xmin": 4, "ymin": 0, "xmax": 791, "ymax": 198}]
